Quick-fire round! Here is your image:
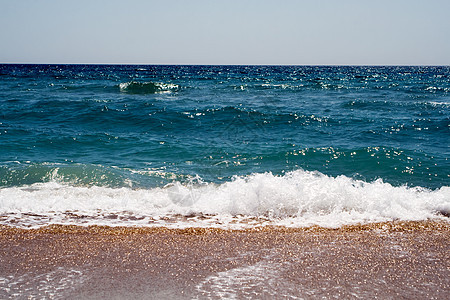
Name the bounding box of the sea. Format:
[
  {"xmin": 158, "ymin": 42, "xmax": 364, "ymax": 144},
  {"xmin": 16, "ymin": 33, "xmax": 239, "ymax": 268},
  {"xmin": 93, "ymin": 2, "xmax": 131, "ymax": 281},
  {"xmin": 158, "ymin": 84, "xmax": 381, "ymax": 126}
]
[{"xmin": 0, "ymin": 64, "xmax": 449, "ymax": 229}]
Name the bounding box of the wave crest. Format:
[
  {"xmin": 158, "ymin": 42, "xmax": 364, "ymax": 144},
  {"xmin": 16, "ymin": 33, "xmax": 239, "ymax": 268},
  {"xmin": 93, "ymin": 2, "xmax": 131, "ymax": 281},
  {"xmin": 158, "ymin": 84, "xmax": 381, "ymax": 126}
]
[
  {"xmin": 0, "ymin": 170, "xmax": 448, "ymax": 229},
  {"xmin": 119, "ymin": 81, "xmax": 178, "ymax": 94}
]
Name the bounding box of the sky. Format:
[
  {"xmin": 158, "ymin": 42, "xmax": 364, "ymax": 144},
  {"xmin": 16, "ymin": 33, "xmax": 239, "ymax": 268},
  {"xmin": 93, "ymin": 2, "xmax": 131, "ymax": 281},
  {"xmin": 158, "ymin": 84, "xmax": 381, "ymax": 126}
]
[{"xmin": 1, "ymin": 0, "xmax": 449, "ymax": 65}]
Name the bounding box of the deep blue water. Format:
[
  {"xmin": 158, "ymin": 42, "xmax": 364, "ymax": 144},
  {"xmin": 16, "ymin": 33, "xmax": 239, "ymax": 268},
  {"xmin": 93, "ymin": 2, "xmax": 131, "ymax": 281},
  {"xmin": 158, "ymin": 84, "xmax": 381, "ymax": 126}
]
[{"xmin": 0, "ymin": 64, "xmax": 449, "ymax": 189}]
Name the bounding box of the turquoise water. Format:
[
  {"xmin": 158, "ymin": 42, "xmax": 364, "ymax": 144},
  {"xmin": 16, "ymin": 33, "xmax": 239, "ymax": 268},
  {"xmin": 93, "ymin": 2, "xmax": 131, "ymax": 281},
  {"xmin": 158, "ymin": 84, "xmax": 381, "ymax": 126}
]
[{"xmin": 0, "ymin": 65, "xmax": 449, "ymax": 227}]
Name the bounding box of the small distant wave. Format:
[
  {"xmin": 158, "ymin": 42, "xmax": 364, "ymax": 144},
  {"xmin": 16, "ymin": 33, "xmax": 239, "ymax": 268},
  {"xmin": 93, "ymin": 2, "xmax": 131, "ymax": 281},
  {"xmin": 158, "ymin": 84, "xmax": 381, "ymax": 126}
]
[
  {"xmin": 342, "ymin": 98, "xmax": 450, "ymax": 112},
  {"xmin": 424, "ymin": 86, "xmax": 450, "ymax": 93},
  {"xmin": 119, "ymin": 81, "xmax": 179, "ymax": 94},
  {"xmin": 426, "ymin": 101, "xmax": 450, "ymax": 107}
]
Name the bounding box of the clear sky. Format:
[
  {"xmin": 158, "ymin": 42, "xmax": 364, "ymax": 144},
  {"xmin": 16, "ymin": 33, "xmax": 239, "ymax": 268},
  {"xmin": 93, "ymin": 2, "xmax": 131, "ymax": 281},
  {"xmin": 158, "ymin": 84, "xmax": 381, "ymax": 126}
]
[{"xmin": 1, "ymin": 0, "xmax": 449, "ymax": 65}]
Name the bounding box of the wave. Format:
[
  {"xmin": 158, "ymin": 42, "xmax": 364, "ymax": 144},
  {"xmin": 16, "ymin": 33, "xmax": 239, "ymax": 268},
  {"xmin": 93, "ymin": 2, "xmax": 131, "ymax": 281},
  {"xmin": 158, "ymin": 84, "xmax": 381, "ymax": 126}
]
[
  {"xmin": 0, "ymin": 162, "xmax": 180, "ymax": 188},
  {"xmin": 0, "ymin": 169, "xmax": 448, "ymax": 229},
  {"xmin": 1, "ymin": 142, "xmax": 448, "ymax": 191},
  {"xmin": 427, "ymin": 101, "xmax": 450, "ymax": 107},
  {"xmin": 0, "ymin": 163, "xmax": 131, "ymax": 188},
  {"xmin": 119, "ymin": 81, "xmax": 179, "ymax": 94},
  {"xmin": 342, "ymin": 98, "xmax": 450, "ymax": 111}
]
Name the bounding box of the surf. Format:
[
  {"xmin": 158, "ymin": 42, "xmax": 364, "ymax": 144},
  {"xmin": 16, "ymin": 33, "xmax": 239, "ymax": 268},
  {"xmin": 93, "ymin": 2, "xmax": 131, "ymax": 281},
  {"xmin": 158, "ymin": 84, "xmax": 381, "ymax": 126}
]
[{"xmin": 0, "ymin": 169, "xmax": 448, "ymax": 229}]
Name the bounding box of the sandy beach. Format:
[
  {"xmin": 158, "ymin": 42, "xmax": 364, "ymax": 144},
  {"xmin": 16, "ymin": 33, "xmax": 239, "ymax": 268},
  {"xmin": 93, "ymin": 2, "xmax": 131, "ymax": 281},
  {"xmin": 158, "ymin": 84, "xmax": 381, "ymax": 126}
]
[{"xmin": 0, "ymin": 221, "xmax": 448, "ymax": 299}]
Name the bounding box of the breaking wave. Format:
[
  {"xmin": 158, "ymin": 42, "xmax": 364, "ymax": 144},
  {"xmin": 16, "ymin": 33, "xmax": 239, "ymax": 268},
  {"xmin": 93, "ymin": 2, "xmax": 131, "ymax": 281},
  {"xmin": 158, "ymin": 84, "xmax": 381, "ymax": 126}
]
[
  {"xmin": 0, "ymin": 169, "xmax": 448, "ymax": 229},
  {"xmin": 119, "ymin": 81, "xmax": 179, "ymax": 94}
]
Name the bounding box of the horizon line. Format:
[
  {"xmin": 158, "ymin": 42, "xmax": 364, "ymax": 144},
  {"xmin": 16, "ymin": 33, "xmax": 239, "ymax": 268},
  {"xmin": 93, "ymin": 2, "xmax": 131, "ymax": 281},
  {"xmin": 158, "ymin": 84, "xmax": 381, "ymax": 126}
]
[{"xmin": 1, "ymin": 62, "xmax": 449, "ymax": 67}]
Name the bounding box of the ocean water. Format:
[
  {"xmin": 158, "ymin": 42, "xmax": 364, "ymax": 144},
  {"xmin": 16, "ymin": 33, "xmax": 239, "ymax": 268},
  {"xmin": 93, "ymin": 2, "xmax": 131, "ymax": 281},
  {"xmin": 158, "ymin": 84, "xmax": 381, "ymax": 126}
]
[{"xmin": 0, "ymin": 64, "xmax": 449, "ymax": 228}]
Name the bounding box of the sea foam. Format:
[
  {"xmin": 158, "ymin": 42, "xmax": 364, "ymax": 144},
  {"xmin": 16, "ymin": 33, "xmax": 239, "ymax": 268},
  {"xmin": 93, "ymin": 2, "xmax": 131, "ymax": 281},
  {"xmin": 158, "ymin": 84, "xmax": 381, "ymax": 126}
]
[
  {"xmin": 119, "ymin": 81, "xmax": 178, "ymax": 94},
  {"xmin": 0, "ymin": 170, "xmax": 448, "ymax": 229}
]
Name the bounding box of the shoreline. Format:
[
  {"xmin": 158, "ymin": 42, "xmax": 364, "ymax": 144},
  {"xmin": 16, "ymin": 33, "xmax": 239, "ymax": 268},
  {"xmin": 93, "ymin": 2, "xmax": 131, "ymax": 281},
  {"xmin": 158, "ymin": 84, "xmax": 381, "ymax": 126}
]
[
  {"xmin": 1, "ymin": 221, "xmax": 449, "ymax": 299},
  {"xmin": 1, "ymin": 219, "xmax": 449, "ymax": 234}
]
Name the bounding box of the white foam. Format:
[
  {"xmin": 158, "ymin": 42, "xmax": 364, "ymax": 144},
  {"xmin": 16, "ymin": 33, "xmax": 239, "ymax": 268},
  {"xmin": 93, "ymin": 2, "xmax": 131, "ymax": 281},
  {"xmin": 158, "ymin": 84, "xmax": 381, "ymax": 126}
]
[
  {"xmin": 195, "ymin": 260, "xmax": 284, "ymax": 299},
  {"xmin": 427, "ymin": 101, "xmax": 450, "ymax": 107},
  {"xmin": 0, "ymin": 267, "xmax": 86, "ymax": 299},
  {"xmin": 0, "ymin": 170, "xmax": 448, "ymax": 228}
]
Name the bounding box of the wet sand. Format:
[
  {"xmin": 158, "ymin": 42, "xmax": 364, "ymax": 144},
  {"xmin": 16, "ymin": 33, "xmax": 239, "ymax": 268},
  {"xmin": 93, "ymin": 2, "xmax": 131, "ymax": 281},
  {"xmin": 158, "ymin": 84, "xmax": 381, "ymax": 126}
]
[{"xmin": 1, "ymin": 221, "xmax": 449, "ymax": 299}]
